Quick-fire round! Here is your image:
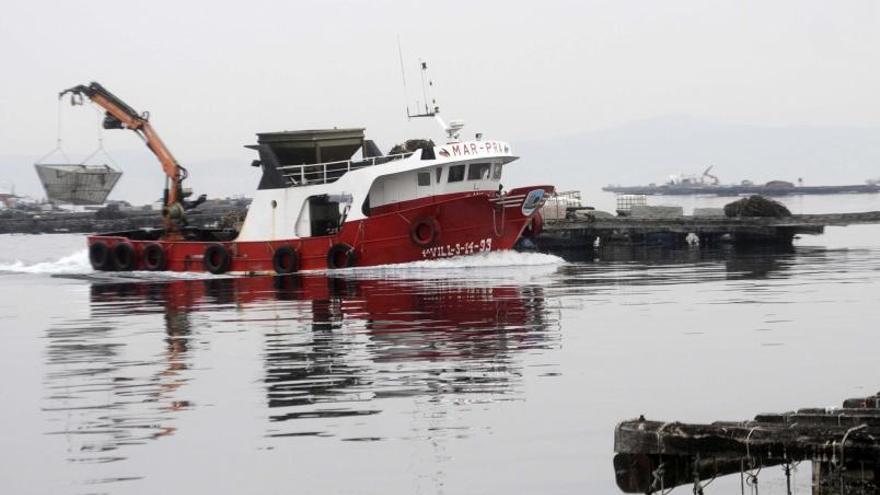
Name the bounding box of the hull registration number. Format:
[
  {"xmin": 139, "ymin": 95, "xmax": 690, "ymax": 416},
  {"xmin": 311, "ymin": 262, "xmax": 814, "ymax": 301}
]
[{"xmin": 421, "ymin": 238, "xmax": 492, "ymax": 259}]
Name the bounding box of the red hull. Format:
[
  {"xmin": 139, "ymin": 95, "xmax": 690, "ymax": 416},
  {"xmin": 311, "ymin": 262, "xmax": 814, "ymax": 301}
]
[{"xmin": 87, "ymin": 186, "xmax": 553, "ymax": 273}]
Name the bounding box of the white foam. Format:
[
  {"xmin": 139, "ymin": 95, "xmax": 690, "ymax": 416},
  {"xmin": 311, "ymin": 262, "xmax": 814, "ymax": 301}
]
[
  {"xmin": 0, "ymin": 249, "xmax": 92, "ymax": 275},
  {"xmin": 382, "ymin": 250, "xmax": 564, "ymax": 270},
  {"xmin": 325, "ymin": 250, "xmax": 565, "ymax": 282}
]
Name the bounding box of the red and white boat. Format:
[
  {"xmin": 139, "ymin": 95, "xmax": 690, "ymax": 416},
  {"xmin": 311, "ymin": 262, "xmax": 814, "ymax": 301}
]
[{"xmin": 65, "ymin": 83, "xmax": 552, "ymax": 274}]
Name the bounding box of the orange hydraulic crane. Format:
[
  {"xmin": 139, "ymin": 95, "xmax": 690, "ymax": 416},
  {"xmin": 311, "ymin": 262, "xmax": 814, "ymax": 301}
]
[{"xmin": 59, "ymin": 82, "xmax": 197, "ymax": 237}]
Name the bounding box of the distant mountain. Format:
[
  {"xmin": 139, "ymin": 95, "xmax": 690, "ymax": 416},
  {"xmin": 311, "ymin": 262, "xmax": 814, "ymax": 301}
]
[{"xmin": 508, "ymin": 116, "xmax": 880, "ymax": 207}]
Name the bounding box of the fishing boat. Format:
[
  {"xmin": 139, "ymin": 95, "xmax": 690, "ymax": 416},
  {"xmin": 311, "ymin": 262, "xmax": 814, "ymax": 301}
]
[
  {"xmin": 61, "ymin": 83, "xmax": 552, "ymax": 274},
  {"xmin": 93, "ymin": 129, "xmax": 551, "ymax": 274}
]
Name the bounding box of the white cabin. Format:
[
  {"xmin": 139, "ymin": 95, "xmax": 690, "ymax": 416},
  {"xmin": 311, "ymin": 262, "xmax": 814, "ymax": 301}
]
[{"xmin": 236, "ymin": 128, "xmax": 517, "ymax": 241}]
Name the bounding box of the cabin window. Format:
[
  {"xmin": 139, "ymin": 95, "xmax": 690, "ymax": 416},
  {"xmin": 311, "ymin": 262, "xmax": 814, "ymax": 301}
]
[
  {"xmin": 448, "ymin": 164, "xmax": 465, "ymax": 183},
  {"xmin": 308, "ymin": 195, "xmax": 342, "ymax": 236},
  {"xmin": 417, "ymin": 171, "xmax": 431, "ymax": 186},
  {"xmin": 493, "ymin": 163, "xmax": 503, "ymax": 180},
  {"xmin": 467, "ymin": 163, "xmax": 492, "ymax": 181},
  {"xmin": 435, "ymin": 167, "xmax": 442, "ymax": 183}
]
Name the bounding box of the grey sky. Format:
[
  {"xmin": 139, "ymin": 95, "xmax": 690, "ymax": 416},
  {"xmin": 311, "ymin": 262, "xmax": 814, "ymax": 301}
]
[{"xmin": 2, "ymin": 0, "xmax": 879, "ymax": 202}]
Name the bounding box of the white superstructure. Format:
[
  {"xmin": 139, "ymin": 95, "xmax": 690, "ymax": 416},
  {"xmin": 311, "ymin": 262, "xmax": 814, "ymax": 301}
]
[{"xmin": 237, "ymin": 133, "xmax": 518, "ymax": 242}]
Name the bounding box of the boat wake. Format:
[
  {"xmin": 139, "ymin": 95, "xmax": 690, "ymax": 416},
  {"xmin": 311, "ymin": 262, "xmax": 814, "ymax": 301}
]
[
  {"xmin": 0, "ymin": 248, "xmax": 564, "ymax": 284},
  {"xmin": 0, "ymin": 250, "xmax": 222, "ymax": 282},
  {"xmin": 382, "ymin": 250, "xmax": 564, "ymax": 269},
  {"xmin": 0, "ymin": 249, "xmax": 92, "ymax": 275},
  {"xmin": 327, "ymin": 250, "xmax": 566, "ymax": 281}
]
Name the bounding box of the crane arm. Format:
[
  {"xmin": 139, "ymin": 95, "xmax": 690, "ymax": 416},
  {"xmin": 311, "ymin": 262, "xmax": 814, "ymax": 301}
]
[
  {"xmin": 59, "ymin": 82, "xmax": 189, "ymax": 234},
  {"xmin": 59, "ymin": 82, "xmax": 183, "ymax": 185}
]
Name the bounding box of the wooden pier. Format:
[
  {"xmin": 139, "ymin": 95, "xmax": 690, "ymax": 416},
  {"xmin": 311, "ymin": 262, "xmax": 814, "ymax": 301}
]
[
  {"xmin": 614, "ymin": 392, "xmax": 880, "ymax": 494},
  {"xmin": 536, "ymin": 211, "xmax": 880, "ymax": 251}
]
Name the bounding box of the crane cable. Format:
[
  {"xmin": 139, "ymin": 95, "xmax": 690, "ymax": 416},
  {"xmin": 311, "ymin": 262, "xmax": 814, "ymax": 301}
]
[
  {"xmin": 77, "ymin": 106, "xmax": 119, "ymax": 169},
  {"xmin": 35, "ymin": 98, "xmax": 72, "ymax": 165}
]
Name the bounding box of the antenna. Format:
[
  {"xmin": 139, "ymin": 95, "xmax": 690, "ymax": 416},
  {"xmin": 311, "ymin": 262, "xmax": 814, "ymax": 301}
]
[
  {"xmin": 403, "ymin": 58, "xmax": 463, "ymax": 141},
  {"xmin": 419, "ymin": 58, "xmax": 431, "ymax": 115},
  {"xmin": 397, "ymin": 36, "xmax": 410, "ymax": 117},
  {"xmin": 408, "ymin": 59, "xmax": 438, "ymax": 118}
]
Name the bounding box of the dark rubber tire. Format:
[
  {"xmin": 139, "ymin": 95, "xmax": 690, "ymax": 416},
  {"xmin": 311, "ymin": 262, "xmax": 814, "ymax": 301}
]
[
  {"xmin": 272, "ymin": 246, "xmax": 299, "ymax": 274},
  {"xmin": 89, "ymin": 242, "xmax": 112, "ymax": 271},
  {"xmin": 111, "ymin": 242, "xmax": 136, "ymax": 271},
  {"xmin": 326, "ymin": 243, "xmax": 356, "ymax": 269},
  {"xmin": 203, "ymin": 244, "xmax": 231, "ymax": 274},
  {"xmin": 143, "ymin": 243, "xmax": 167, "ymax": 271},
  {"xmin": 409, "ymin": 216, "xmax": 440, "ymax": 247}
]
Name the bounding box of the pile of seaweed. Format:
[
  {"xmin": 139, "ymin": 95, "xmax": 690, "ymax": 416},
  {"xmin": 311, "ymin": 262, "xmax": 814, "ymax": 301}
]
[{"xmin": 724, "ymin": 195, "xmax": 791, "ymax": 217}]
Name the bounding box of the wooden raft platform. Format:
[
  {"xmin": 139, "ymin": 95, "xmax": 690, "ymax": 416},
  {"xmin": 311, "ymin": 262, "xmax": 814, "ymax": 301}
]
[
  {"xmin": 614, "ymin": 392, "xmax": 880, "ymax": 494},
  {"xmin": 538, "ymin": 211, "xmax": 880, "ymax": 249}
]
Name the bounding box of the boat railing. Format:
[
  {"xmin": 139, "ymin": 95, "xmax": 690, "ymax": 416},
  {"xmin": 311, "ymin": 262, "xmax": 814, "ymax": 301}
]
[{"xmin": 276, "ymin": 152, "xmax": 414, "ymax": 186}]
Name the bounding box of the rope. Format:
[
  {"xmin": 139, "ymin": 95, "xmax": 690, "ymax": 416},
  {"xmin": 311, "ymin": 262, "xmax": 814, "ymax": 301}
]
[
  {"xmin": 35, "ymin": 99, "xmax": 71, "ymax": 164},
  {"xmin": 492, "ymin": 196, "xmax": 506, "ymax": 237},
  {"xmin": 649, "ymin": 457, "xmax": 674, "ymax": 495},
  {"xmin": 782, "ymin": 463, "xmax": 792, "ymax": 495},
  {"xmin": 838, "ymin": 424, "xmax": 868, "ymax": 494},
  {"xmin": 691, "ymin": 457, "xmax": 718, "ymax": 494},
  {"xmin": 744, "ymin": 427, "xmax": 762, "ymax": 495},
  {"xmin": 77, "ymin": 106, "xmax": 118, "ymax": 168}
]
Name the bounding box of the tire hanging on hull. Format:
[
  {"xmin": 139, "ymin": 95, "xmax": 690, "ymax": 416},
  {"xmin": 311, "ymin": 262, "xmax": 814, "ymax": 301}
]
[
  {"xmin": 203, "ymin": 244, "xmax": 231, "ymax": 274},
  {"xmin": 143, "ymin": 243, "xmax": 167, "ymax": 271},
  {"xmin": 89, "ymin": 241, "xmax": 112, "ymax": 271},
  {"xmin": 272, "ymin": 246, "xmax": 299, "ymax": 274},
  {"xmin": 409, "ymin": 216, "xmax": 440, "ymax": 247},
  {"xmin": 112, "ymin": 243, "xmax": 136, "ymax": 271},
  {"xmin": 326, "ymin": 243, "xmax": 356, "ymax": 269}
]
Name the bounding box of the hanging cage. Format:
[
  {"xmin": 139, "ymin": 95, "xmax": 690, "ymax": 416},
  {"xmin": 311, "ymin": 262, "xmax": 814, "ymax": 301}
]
[{"xmin": 34, "ymin": 163, "xmax": 122, "ymax": 205}]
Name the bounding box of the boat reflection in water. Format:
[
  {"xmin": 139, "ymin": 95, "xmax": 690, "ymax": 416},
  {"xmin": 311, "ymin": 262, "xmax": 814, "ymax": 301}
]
[{"xmin": 43, "ymin": 271, "xmax": 555, "ymax": 483}]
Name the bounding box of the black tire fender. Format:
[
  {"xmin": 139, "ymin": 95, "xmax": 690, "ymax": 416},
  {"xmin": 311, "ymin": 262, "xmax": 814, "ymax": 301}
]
[
  {"xmin": 89, "ymin": 241, "xmax": 112, "ymax": 271},
  {"xmin": 272, "ymin": 245, "xmax": 299, "ymax": 274},
  {"xmin": 409, "ymin": 216, "xmax": 440, "ymax": 247},
  {"xmin": 111, "ymin": 242, "xmax": 136, "ymax": 271},
  {"xmin": 203, "ymin": 244, "xmax": 231, "ymax": 274},
  {"xmin": 143, "ymin": 243, "xmax": 167, "ymax": 271},
  {"xmin": 326, "ymin": 243, "xmax": 356, "ymax": 269}
]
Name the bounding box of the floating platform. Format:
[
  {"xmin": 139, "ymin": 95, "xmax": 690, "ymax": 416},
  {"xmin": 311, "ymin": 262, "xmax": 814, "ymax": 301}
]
[
  {"xmin": 35, "ymin": 163, "xmax": 122, "ymax": 205},
  {"xmin": 614, "ymin": 392, "xmax": 880, "ymax": 494},
  {"xmin": 603, "ymin": 183, "xmax": 880, "ymax": 196},
  {"xmin": 0, "ymin": 199, "xmax": 248, "ymax": 234},
  {"xmin": 537, "ymin": 211, "xmax": 880, "ymax": 250}
]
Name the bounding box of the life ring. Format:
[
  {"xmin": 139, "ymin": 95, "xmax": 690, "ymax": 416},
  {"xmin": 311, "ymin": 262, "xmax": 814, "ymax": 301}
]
[
  {"xmin": 409, "ymin": 216, "xmax": 440, "ymax": 247},
  {"xmin": 272, "ymin": 245, "xmax": 299, "ymax": 274},
  {"xmin": 89, "ymin": 241, "xmax": 112, "ymax": 271},
  {"xmin": 143, "ymin": 243, "xmax": 167, "ymax": 271},
  {"xmin": 522, "ymin": 212, "xmax": 544, "ymax": 238},
  {"xmin": 203, "ymin": 244, "xmax": 231, "ymax": 274},
  {"xmin": 111, "ymin": 242, "xmax": 136, "ymax": 271},
  {"xmin": 326, "ymin": 243, "xmax": 356, "ymax": 269}
]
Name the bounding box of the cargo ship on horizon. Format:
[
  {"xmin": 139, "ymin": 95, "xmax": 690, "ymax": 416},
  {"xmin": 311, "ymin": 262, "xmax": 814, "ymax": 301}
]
[{"xmin": 603, "ymin": 166, "xmax": 880, "ymax": 196}]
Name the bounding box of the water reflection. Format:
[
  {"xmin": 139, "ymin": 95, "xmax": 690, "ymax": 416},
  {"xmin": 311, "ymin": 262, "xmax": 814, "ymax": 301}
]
[{"xmin": 43, "ymin": 272, "xmax": 555, "ymax": 484}]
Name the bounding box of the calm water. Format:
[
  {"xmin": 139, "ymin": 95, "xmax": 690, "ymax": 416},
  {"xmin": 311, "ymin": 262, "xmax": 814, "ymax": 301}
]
[{"xmin": 1, "ymin": 195, "xmax": 879, "ymax": 494}]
